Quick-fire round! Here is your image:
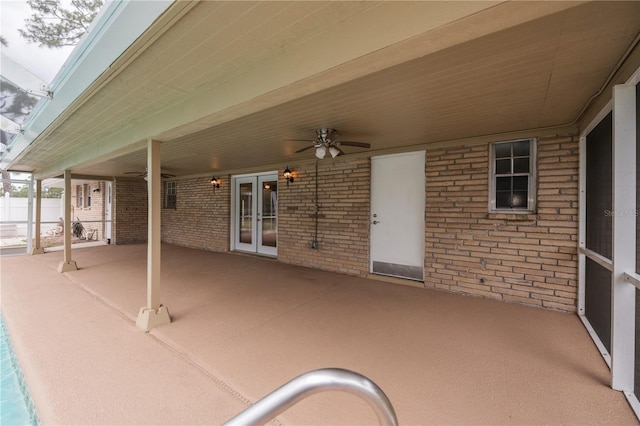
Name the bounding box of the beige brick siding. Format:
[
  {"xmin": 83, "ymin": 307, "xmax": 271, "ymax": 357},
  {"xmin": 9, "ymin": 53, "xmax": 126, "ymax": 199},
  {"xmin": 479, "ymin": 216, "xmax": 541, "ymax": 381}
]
[
  {"xmin": 112, "ymin": 136, "xmax": 579, "ymax": 312},
  {"xmin": 71, "ymin": 181, "xmax": 106, "ymax": 240},
  {"xmin": 161, "ymin": 176, "xmax": 230, "ymax": 251},
  {"xmin": 424, "ymin": 136, "xmax": 579, "ymax": 311},
  {"xmin": 278, "ymin": 158, "xmax": 370, "ymax": 276},
  {"xmin": 113, "ymin": 178, "xmax": 148, "ymax": 244}
]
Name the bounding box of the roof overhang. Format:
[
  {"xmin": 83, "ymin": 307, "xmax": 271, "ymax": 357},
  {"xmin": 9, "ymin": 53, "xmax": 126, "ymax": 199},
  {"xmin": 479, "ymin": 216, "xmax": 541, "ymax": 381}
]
[{"xmin": 3, "ymin": 1, "xmax": 640, "ymax": 180}]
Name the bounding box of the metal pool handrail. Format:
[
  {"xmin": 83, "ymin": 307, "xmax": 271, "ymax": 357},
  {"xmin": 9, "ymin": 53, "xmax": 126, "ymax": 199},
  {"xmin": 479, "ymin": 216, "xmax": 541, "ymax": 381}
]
[{"xmin": 223, "ymin": 368, "xmax": 398, "ymax": 426}]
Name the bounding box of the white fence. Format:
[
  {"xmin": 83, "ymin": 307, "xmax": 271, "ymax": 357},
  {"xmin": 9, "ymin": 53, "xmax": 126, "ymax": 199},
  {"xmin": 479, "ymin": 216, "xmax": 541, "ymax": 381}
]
[{"xmin": 0, "ymin": 195, "xmax": 63, "ymax": 237}]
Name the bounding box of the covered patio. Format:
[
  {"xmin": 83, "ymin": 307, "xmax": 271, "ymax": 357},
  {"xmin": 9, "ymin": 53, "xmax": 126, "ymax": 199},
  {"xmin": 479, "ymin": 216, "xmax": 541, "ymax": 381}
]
[{"xmin": 1, "ymin": 244, "xmax": 635, "ymax": 425}]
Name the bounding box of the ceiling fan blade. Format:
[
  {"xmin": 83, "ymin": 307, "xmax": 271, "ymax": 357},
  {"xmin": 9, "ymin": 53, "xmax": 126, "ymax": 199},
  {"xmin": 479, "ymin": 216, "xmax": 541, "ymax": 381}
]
[
  {"xmin": 285, "ymin": 139, "xmax": 316, "ymax": 143},
  {"xmin": 124, "ymin": 171, "xmax": 143, "ymax": 175},
  {"xmin": 161, "ymin": 173, "xmax": 176, "ymax": 178},
  {"xmin": 339, "ymin": 141, "xmax": 371, "ymax": 149},
  {"xmin": 295, "ymin": 145, "xmax": 316, "ymax": 153}
]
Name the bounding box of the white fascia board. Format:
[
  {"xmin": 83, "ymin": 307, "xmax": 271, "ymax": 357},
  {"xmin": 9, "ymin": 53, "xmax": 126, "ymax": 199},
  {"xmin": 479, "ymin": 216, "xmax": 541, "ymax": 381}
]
[{"xmin": 0, "ymin": 0, "xmax": 174, "ymax": 171}]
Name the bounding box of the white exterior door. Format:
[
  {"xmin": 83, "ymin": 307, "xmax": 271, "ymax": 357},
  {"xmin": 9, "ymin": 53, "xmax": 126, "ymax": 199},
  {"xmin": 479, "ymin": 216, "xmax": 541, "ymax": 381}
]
[
  {"xmin": 233, "ymin": 173, "xmax": 278, "ymax": 256},
  {"xmin": 370, "ymin": 151, "xmax": 425, "ymax": 280}
]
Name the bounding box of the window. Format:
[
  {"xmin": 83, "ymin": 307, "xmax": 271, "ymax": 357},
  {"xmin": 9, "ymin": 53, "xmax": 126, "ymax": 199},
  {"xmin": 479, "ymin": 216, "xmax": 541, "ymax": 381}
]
[
  {"xmin": 76, "ymin": 185, "xmax": 83, "ymax": 208},
  {"xmin": 489, "ymin": 139, "xmax": 536, "ymax": 212},
  {"xmin": 164, "ymin": 181, "xmax": 176, "ymax": 209},
  {"xmin": 84, "ymin": 184, "xmax": 91, "ymax": 207}
]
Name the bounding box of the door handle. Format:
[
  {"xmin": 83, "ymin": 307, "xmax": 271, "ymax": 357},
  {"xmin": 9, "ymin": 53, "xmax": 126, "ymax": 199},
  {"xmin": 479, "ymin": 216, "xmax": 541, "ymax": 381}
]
[{"xmin": 372, "ymin": 220, "xmax": 380, "ymax": 225}]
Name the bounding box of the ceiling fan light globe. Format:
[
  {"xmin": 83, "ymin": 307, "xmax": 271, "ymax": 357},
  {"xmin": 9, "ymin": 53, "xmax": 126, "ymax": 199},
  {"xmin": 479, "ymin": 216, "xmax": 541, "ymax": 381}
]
[
  {"xmin": 315, "ymin": 147, "xmax": 326, "ymax": 159},
  {"xmin": 329, "ymin": 146, "xmax": 340, "ymax": 158}
]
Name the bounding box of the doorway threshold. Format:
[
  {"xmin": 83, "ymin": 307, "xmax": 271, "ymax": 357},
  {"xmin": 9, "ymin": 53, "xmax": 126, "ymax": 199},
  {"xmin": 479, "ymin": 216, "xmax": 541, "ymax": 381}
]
[{"xmin": 367, "ymin": 273, "xmax": 425, "ymax": 289}]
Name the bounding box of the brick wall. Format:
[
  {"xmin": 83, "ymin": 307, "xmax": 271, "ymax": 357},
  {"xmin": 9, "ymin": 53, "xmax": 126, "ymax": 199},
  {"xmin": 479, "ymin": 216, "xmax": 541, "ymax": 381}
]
[
  {"xmin": 113, "ymin": 178, "xmax": 148, "ymax": 244},
  {"xmin": 424, "ymin": 136, "xmax": 579, "ymax": 311},
  {"xmin": 278, "ymin": 158, "xmax": 370, "ymax": 276},
  {"xmin": 161, "ymin": 176, "xmax": 230, "ymax": 251},
  {"xmin": 111, "ymin": 137, "xmax": 580, "ymax": 312},
  {"xmin": 71, "ymin": 181, "xmax": 105, "ymax": 240}
]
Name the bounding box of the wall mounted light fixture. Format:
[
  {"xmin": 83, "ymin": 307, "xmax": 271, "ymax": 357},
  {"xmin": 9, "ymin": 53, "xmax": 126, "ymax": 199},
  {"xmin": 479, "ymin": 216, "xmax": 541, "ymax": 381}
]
[
  {"xmin": 283, "ymin": 167, "xmax": 294, "ymax": 188},
  {"xmin": 210, "ymin": 176, "xmax": 220, "ymax": 192}
]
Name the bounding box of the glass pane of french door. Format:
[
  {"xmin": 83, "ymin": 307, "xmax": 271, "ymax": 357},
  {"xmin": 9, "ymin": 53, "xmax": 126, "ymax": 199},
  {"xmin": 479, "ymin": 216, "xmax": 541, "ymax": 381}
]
[
  {"xmin": 259, "ymin": 178, "xmax": 277, "ymax": 249},
  {"xmin": 234, "ymin": 174, "xmax": 277, "ymax": 256},
  {"xmin": 238, "ymin": 181, "xmax": 254, "ymax": 245}
]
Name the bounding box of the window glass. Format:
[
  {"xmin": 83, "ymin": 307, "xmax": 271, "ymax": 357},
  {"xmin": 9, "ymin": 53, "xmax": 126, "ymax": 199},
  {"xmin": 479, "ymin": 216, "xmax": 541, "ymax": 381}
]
[
  {"xmin": 513, "ymin": 176, "xmax": 528, "ymax": 191},
  {"xmin": 496, "ymin": 177, "xmax": 511, "ymax": 191},
  {"xmin": 512, "ymin": 191, "xmax": 528, "ymax": 208},
  {"xmin": 496, "ymin": 159, "xmax": 511, "ymax": 174},
  {"xmin": 513, "ymin": 157, "xmax": 529, "ymax": 173},
  {"xmin": 490, "ymin": 139, "xmax": 535, "ymax": 212},
  {"xmin": 512, "ymin": 140, "xmax": 530, "ymax": 156},
  {"xmin": 495, "ymin": 143, "xmax": 511, "ymax": 158},
  {"xmin": 77, "ymin": 185, "xmax": 83, "ymax": 208},
  {"xmin": 496, "ymin": 191, "xmax": 511, "ymax": 209},
  {"xmin": 84, "ymin": 184, "xmax": 91, "ymax": 207}
]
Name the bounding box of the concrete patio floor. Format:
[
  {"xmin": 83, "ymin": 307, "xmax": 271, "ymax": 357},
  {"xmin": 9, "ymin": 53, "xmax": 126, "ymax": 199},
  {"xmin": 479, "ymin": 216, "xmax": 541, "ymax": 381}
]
[{"xmin": 1, "ymin": 243, "xmax": 637, "ymax": 425}]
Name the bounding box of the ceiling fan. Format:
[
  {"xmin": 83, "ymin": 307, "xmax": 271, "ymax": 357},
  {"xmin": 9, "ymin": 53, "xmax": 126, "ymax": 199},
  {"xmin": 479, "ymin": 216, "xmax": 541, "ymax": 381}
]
[
  {"xmin": 291, "ymin": 128, "xmax": 371, "ymax": 159},
  {"xmin": 124, "ymin": 167, "xmax": 176, "ymax": 179}
]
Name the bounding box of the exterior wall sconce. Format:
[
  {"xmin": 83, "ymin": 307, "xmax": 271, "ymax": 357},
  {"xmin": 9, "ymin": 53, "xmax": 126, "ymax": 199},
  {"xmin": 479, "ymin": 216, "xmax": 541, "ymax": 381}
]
[
  {"xmin": 284, "ymin": 167, "xmax": 294, "ymax": 187},
  {"xmin": 210, "ymin": 176, "xmax": 220, "ymax": 192}
]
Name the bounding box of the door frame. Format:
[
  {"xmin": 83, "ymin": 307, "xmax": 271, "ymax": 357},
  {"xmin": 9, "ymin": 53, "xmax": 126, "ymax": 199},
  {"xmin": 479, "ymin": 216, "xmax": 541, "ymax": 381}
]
[{"xmin": 230, "ymin": 171, "xmax": 278, "ymax": 256}]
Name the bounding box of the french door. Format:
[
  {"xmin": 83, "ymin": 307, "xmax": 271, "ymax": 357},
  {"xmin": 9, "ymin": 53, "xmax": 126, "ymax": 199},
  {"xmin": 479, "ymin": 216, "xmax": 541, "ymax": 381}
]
[{"xmin": 234, "ymin": 173, "xmax": 278, "ymax": 256}]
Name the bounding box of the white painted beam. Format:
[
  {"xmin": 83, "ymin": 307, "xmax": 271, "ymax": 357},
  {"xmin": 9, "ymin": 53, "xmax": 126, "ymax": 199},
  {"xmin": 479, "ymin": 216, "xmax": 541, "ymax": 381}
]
[
  {"xmin": 136, "ymin": 139, "xmax": 170, "ymax": 331},
  {"xmin": 57, "ymin": 170, "xmax": 77, "ymax": 272},
  {"xmin": 610, "ymin": 84, "xmax": 637, "ymax": 392},
  {"xmin": 0, "ymin": 115, "xmax": 22, "ymax": 135},
  {"xmin": 30, "ymin": 179, "xmax": 44, "ymax": 255}
]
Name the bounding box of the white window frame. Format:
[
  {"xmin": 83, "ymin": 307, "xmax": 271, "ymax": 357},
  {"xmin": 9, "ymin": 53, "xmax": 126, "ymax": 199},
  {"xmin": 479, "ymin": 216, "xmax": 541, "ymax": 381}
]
[
  {"xmin": 488, "ymin": 138, "xmax": 537, "ymax": 213},
  {"xmin": 163, "ymin": 181, "xmax": 176, "ymax": 209}
]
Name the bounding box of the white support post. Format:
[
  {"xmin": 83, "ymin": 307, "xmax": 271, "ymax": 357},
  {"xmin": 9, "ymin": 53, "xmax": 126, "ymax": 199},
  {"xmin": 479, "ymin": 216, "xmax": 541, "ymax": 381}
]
[
  {"xmin": 136, "ymin": 139, "xmax": 170, "ymax": 331},
  {"xmin": 26, "ymin": 174, "xmax": 34, "ymax": 254},
  {"xmin": 57, "ymin": 170, "xmax": 77, "ymax": 272},
  {"xmin": 31, "ymin": 179, "xmax": 44, "ymax": 255},
  {"xmin": 611, "ymin": 84, "xmax": 636, "ymax": 392}
]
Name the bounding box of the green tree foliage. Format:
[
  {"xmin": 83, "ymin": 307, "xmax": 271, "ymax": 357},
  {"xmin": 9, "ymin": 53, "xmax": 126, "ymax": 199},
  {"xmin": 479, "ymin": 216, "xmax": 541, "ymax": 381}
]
[
  {"xmin": 7, "ymin": 185, "xmax": 29, "ymax": 197},
  {"xmin": 43, "ymin": 187, "xmax": 64, "ymax": 198},
  {"xmin": 1, "ymin": 185, "xmax": 64, "ymax": 198},
  {"xmin": 19, "ymin": 0, "xmax": 104, "ymax": 48}
]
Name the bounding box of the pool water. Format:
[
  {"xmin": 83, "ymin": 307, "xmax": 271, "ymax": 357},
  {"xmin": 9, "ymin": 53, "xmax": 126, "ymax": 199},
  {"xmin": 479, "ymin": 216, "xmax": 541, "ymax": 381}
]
[{"xmin": 0, "ymin": 316, "xmax": 39, "ymax": 426}]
